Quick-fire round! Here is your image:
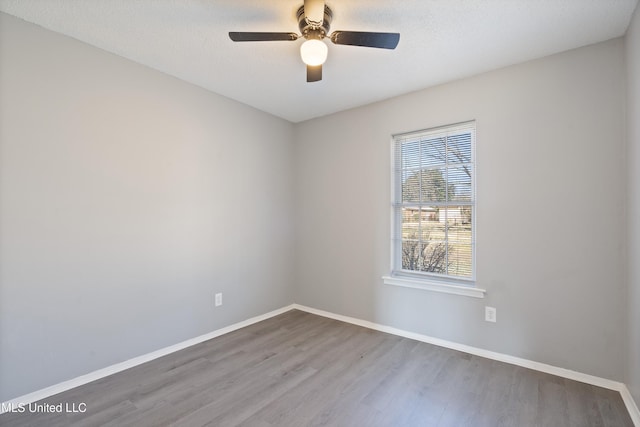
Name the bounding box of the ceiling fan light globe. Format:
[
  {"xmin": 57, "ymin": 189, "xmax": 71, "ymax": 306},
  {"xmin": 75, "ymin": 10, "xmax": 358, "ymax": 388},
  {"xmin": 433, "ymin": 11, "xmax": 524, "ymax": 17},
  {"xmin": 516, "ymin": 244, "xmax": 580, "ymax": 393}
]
[{"xmin": 300, "ymin": 39, "xmax": 328, "ymax": 66}]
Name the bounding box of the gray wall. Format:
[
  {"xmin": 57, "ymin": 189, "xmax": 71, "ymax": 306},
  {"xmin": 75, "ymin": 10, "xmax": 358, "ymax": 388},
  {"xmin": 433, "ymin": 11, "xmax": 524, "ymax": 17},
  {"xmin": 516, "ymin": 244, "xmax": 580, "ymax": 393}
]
[
  {"xmin": 294, "ymin": 38, "xmax": 627, "ymax": 382},
  {"xmin": 0, "ymin": 13, "xmax": 294, "ymax": 401},
  {"xmin": 626, "ymin": 2, "xmax": 640, "ymax": 405}
]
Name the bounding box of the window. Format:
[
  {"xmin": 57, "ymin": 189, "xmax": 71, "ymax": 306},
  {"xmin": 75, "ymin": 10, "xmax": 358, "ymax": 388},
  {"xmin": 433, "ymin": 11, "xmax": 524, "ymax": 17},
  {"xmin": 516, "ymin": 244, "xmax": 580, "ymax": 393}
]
[{"xmin": 384, "ymin": 121, "xmax": 483, "ymax": 298}]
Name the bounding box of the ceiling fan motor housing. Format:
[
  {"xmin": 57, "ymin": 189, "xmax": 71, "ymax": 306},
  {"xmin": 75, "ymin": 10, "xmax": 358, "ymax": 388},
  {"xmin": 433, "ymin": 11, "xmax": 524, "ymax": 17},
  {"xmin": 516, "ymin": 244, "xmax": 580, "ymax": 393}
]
[
  {"xmin": 229, "ymin": 3, "xmax": 399, "ymax": 82},
  {"xmin": 297, "ymin": 5, "xmax": 332, "ymax": 40}
]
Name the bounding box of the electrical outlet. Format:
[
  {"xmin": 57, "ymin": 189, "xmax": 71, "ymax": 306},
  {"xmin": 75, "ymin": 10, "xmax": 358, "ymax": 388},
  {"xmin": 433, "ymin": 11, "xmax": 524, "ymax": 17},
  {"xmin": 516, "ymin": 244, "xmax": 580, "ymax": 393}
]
[
  {"xmin": 485, "ymin": 306, "xmax": 496, "ymax": 323},
  {"xmin": 215, "ymin": 293, "xmax": 222, "ymax": 307}
]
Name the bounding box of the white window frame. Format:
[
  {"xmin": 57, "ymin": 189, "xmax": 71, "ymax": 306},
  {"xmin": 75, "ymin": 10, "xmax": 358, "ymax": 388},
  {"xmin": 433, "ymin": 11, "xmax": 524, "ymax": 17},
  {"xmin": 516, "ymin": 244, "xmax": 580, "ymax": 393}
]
[{"xmin": 382, "ymin": 121, "xmax": 485, "ymax": 298}]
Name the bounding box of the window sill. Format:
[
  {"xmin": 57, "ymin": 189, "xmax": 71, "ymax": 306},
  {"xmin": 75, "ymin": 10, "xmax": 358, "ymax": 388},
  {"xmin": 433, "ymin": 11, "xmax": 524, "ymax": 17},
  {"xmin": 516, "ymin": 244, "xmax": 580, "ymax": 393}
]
[{"xmin": 382, "ymin": 275, "xmax": 486, "ymax": 298}]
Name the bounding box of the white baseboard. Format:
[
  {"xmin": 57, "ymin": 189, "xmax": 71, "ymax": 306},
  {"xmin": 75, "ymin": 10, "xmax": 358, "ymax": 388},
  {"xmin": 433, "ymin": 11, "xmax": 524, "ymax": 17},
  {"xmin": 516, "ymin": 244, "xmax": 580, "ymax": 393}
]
[
  {"xmin": 0, "ymin": 304, "xmax": 296, "ymax": 414},
  {"xmin": 621, "ymin": 385, "xmax": 640, "ymax": 426},
  {"xmin": 3, "ymin": 302, "xmax": 639, "ymax": 426},
  {"xmin": 292, "ymin": 304, "xmax": 640, "ymax": 426}
]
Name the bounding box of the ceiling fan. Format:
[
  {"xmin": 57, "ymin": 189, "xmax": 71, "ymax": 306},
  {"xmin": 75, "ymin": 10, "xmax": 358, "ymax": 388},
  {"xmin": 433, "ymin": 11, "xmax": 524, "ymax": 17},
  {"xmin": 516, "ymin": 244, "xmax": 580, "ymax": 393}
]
[{"xmin": 228, "ymin": 0, "xmax": 400, "ymax": 82}]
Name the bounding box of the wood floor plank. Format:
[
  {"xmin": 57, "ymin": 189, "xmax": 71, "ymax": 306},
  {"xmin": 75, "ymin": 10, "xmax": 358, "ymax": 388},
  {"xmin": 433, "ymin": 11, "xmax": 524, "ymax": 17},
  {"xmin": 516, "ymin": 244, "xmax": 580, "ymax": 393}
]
[
  {"xmin": 255, "ymin": 326, "xmax": 395, "ymax": 426},
  {"xmin": 564, "ymin": 379, "xmax": 604, "ymax": 427},
  {"xmin": 536, "ymin": 373, "xmax": 571, "ymax": 426},
  {"xmin": 0, "ymin": 310, "xmax": 633, "ymax": 427}
]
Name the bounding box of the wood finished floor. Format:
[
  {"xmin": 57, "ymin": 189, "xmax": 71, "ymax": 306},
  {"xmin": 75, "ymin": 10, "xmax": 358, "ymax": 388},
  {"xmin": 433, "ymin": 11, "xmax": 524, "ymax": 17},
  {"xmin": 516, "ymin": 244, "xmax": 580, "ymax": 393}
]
[{"xmin": 0, "ymin": 309, "xmax": 633, "ymax": 427}]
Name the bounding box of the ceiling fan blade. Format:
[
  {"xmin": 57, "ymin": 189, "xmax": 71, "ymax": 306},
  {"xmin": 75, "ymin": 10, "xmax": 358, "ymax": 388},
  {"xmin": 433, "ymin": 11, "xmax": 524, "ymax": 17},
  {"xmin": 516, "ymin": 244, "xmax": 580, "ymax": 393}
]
[
  {"xmin": 304, "ymin": 0, "xmax": 325, "ymax": 26},
  {"xmin": 307, "ymin": 65, "xmax": 322, "ymax": 82},
  {"xmin": 330, "ymin": 31, "xmax": 400, "ymax": 49},
  {"xmin": 229, "ymin": 32, "xmax": 298, "ymax": 42}
]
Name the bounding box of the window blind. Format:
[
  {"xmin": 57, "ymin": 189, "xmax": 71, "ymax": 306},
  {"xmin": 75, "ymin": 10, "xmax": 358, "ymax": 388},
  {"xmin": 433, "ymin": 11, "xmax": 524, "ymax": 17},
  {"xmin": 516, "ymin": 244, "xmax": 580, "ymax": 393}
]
[{"xmin": 392, "ymin": 121, "xmax": 476, "ymax": 281}]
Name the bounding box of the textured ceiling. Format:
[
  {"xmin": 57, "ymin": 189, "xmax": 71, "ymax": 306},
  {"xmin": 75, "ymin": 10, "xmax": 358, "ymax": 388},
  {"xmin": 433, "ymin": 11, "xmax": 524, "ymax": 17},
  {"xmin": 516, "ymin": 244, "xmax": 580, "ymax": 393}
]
[{"xmin": 1, "ymin": 0, "xmax": 638, "ymax": 122}]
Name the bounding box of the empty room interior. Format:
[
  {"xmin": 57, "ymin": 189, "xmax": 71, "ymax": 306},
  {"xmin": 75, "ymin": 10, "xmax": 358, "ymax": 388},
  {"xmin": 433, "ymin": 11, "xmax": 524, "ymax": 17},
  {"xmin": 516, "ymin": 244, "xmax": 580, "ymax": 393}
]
[{"xmin": 1, "ymin": 0, "xmax": 640, "ymax": 426}]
